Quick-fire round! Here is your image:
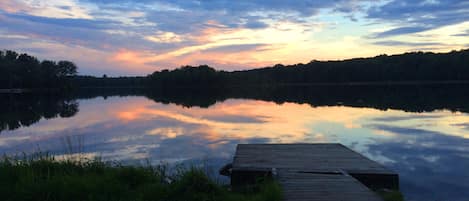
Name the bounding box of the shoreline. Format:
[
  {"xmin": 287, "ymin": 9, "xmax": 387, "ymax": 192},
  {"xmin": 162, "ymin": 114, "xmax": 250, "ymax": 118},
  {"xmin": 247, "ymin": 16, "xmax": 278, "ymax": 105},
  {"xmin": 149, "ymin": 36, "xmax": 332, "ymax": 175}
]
[
  {"xmin": 2, "ymin": 80, "xmax": 469, "ymax": 94},
  {"xmin": 0, "ymin": 88, "xmax": 31, "ymax": 94}
]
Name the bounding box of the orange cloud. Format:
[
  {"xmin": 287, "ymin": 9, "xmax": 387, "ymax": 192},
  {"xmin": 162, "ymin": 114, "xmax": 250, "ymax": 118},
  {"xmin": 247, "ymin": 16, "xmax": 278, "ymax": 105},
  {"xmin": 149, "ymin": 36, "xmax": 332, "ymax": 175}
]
[
  {"xmin": 107, "ymin": 49, "xmax": 160, "ymax": 74},
  {"xmin": 104, "ymin": 22, "xmax": 315, "ymax": 72},
  {"xmin": 112, "ymin": 50, "xmax": 143, "ymax": 63},
  {"xmin": 117, "ymin": 111, "xmax": 140, "ymax": 122}
]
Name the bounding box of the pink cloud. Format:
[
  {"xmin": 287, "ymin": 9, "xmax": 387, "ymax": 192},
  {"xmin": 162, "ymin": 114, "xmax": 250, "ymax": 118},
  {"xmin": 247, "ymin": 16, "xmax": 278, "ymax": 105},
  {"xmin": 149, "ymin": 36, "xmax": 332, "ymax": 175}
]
[{"xmin": 0, "ymin": 1, "xmax": 31, "ymax": 13}]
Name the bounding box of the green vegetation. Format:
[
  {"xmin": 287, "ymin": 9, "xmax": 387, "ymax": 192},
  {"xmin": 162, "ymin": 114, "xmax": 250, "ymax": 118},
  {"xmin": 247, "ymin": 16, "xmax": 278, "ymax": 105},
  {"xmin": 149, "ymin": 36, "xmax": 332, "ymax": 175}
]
[
  {"xmin": 147, "ymin": 65, "xmax": 221, "ymax": 87},
  {"xmin": 71, "ymin": 75, "xmax": 148, "ymax": 88},
  {"xmin": 377, "ymin": 190, "xmax": 405, "ymax": 201},
  {"xmin": 0, "ymin": 154, "xmax": 282, "ymax": 201},
  {"xmin": 0, "ymin": 50, "xmax": 77, "ymax": 89},
  {"xmin": 75, "ymin": 49, "xmax": 469, "ymax": 88},
  {"xmin": 2, "ymin": 49, "xmax": 469, "ymax": 89},
  {"xmin": 147, "ymin": 49, "xmax": 469, "ymax": 87}
]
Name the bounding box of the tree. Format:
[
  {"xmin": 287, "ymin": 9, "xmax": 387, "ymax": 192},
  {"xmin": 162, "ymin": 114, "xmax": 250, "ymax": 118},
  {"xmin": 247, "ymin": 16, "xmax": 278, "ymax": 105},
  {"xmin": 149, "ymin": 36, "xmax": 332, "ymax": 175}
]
[
  {"xmin": 0, "ymin": 50, "xmax": 81, "ymax": 89},
  {"xmin": 5, "ymin": 50, "xmax": 18, "ymax": 61},
  {"xmin": 57, "ymin": 61, "xmax": 78, "ymax": 77}
]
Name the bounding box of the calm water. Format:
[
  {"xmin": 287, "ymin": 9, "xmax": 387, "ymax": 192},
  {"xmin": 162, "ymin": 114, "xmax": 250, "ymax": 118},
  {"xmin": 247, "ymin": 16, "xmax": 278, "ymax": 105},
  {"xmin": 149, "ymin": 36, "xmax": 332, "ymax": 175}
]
[{"xmin": 1, "ymin": 85, "xmax": 469, "ymax": 201}]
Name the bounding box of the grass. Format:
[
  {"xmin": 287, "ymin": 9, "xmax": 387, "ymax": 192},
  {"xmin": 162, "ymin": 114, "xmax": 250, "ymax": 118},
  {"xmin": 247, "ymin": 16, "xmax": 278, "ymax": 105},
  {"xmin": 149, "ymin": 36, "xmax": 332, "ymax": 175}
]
[
  {"xmin": 0, "ymin": 153, "xmax": 282, "ymax": 201},
  {"xmin": 377, "ymin": 189, "xmax": 405, "ymax": 201}
]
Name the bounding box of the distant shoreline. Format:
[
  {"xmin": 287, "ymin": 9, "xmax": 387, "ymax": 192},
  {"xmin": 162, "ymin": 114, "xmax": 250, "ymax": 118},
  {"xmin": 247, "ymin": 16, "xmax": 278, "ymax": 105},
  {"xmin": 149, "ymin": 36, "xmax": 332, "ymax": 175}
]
[
  {"xmin": 271, "ymin": 80, "xmax": 469, "ymax": 86},
  {"xmin": 2, "ymin": 80, "xmax": 469, "ymax": 93},
  {"xmin": 0, "ymin": 89, "xmax": 31, "ymax": 94},
  {"xmin": 3, "ymin": 49, "xmax": 469, "ymax": 90}
]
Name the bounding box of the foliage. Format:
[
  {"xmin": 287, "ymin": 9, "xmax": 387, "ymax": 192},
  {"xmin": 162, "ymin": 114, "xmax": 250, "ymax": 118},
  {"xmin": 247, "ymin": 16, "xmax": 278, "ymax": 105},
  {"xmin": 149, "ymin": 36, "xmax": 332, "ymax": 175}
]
[
  {"xmin": 70, "ymin": 75, "xmax": 149, "ymax": 88},
  {"xmin": 3, "ymin": 49, "xmax": 469, "ymax": 89},
  {"xmin": 146, "ymin": 49, "xmax": 469, "ymax": 87},
  {"xmin": 0, "ymin": 50, "xmax": 77, "ymax": 89},
  {"xmin": 148, "ymin": 65, "xmax": 222, "ymax": 87},
  {"xmin": 377, "ymin": 190, "xmax": 405, "ymax": 201},
  {"xmin": 0, "ymin": 154, "xmax": 282, "ymax": 201}
]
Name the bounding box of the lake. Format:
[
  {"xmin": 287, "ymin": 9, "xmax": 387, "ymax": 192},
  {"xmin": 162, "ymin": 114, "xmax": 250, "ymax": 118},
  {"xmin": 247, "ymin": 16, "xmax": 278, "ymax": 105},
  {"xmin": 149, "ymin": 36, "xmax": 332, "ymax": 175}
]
[{"xmin": 1, "ymin": 85, "xmax": 468, "ymax": 201}]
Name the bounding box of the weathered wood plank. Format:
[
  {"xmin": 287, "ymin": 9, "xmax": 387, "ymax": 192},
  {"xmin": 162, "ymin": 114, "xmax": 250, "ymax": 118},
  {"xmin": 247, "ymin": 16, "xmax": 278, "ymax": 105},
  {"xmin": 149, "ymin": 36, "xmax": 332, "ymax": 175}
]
[
  {"xmin": 230, "ymin": 143, "xmax": 399, "ymax": 201},
  {"xmin": 233, "ymin": 143, "xmax": 395, "ymax": 174},
  {"xmin": 278, "ymin": 171, "xmax": 383, "ymax": 201}
]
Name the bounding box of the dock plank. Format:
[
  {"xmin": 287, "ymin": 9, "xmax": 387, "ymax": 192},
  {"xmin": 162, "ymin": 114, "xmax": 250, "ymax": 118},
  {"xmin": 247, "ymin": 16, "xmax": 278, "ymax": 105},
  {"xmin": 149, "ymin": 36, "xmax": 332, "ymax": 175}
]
[
  {"xmin": 278, "ymin": 171, "xmax": 382, "ymax": 201},
  {"xmin": 230, "ymin": 143, "xmax": 398, "ymax": 201},
  {"xmin": 233, "ymin": 143, "xmax": 394, "ymax": 174}
]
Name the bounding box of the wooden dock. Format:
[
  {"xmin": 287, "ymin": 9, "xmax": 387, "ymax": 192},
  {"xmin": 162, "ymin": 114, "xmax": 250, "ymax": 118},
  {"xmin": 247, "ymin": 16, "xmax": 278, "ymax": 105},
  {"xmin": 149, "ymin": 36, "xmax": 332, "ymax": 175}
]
[{"xmin": 228, "ymin": 143, "xmax": 399, "ymax": 201}]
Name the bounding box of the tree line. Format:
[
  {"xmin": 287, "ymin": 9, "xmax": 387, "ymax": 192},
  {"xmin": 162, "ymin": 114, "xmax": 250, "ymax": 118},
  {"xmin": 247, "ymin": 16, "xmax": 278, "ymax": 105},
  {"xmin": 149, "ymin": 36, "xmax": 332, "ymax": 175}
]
[
  {"xmin": 147, "ymin": 49, "xmax": 469, "ymax": 87},
  {"xmin": 70, "ymin": 75, "xmax": 148, "ymax": 88},
  {"xmin": 1, "ymin": 49, "xmax": 469, "ymax": 89},
  {"xmin": 0, "ymin": 50, "xmax": 77, "ymax": 89}
]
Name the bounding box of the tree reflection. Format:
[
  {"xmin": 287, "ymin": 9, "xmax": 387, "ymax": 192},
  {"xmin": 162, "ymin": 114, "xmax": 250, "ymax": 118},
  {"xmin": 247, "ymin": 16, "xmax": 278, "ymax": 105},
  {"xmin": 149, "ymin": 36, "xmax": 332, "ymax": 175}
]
[
  {"xmin": 0, "ymin": 94, "xmax": 79, "ymax": 133},
  {"xmin": 143, "ymin": 84, "xmax": 469, "ymax": 113},
  {"xmin": 2, "ymin": 83, "xmax": 469, "ymax": 132}
]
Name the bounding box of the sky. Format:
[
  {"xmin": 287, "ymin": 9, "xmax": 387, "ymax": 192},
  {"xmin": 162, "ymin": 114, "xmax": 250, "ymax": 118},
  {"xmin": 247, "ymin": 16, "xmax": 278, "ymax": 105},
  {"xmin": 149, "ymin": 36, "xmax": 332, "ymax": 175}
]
[{"xmin": 0, "ymin": 0, "xmax": 468, "ymax": 76}]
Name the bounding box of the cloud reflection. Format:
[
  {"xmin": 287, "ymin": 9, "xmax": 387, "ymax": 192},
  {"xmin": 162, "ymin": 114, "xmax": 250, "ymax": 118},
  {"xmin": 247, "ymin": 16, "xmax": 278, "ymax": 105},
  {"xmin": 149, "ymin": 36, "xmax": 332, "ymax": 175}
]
[
  {"xmin": 1, "ymin": 96, "xmax": 469, "ymax": 200},
  {"xmin": 366, "ymin": 124, "xmax": 469, "ymax": 201}
]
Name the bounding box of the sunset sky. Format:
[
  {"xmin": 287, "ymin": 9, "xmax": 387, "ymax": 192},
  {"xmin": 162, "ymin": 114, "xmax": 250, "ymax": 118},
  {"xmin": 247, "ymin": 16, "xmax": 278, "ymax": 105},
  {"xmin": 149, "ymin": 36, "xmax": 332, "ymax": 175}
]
[{"xmin": 1, "ymin": 0, "xmax": 468, "ymax": 76}]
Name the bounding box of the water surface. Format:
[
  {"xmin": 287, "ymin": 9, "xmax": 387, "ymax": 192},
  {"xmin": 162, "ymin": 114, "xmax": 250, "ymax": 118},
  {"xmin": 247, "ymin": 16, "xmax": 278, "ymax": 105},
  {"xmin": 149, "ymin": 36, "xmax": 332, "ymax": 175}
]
[{"xmin": 0, "ymin": 85, "xmax": 468, "ymax": 201}]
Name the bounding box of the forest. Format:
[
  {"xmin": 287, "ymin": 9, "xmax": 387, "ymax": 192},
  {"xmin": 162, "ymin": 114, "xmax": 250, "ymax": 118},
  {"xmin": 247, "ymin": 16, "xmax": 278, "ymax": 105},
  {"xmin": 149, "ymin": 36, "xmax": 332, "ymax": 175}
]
[
  {"xmin": 1, "ymin": 49, "xmax": 469, "ymax": 89},
  {"xmin": 0, "ymin": 50, "xmax": 78, "ymax": 89},
  {"xmin": 147, "ymin": 49, "xmax": 469, "ymax": 87}
]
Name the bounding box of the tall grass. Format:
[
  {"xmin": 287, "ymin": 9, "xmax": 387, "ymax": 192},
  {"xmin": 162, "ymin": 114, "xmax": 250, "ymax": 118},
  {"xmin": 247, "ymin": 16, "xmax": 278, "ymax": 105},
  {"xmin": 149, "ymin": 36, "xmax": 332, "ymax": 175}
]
[
  {"xmin": 0, "ymin": 153, "xmax": 282, "ymax": 201},
  {"xmin": 377, "ymin": 189, "xmax": 405, "ymax": 201}
]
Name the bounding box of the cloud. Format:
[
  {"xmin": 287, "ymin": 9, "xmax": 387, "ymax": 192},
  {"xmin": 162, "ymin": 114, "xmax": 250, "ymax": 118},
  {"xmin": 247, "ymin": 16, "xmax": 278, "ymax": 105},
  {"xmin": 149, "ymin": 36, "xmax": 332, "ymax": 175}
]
[
  {"xmin": 372, "ymin": 40, "xmax": 443, "ymax": 47},
  {"xmin": 452, "ymin": 30, "xmax": 469, "ymax": 37},
  {"xmin": 80, "ymin": 0, "xmax": 371, "ymax": 35},
  {"xmin": 370, "ymin": 26, "xmax": 432, "ymax": 38},
  {"xmin": 203, "ymin": 114, "xmax": 268, "ymax": 124},
  {"xmin": 145, "ymin": 31, "xmax": 185, "ymax": 43},
  {"xmin": 243, "ymin": 19, "xmax": 269, "ymax": 29},
  {"xmin": 452, "ymin": 123, "xmax": 469, "ymax": 131},
  {"xmin": 366, "ymin": 0, "xmax": 469, "ymax": 37},
  {"xmin": 0, "ymin": 0, "xmax": 467, "ymax": 75},
  {"xmin": 372, "ymin": 115, "xmax": 442, "ymax": 122},
  {"xmin": 203, "ymin": 44, "xmax": 271, "ymax": 53},
  {"xmin": 369, "ymin": 124, "xmax": 445, "ymax": 136},
  {"xmin": 0, "ymin": 0, "xmax": 31, "ymax": 13},
  {"xmin": 85, "ymin": 0, "xmax": 366, "ymax": 16},
  {"xmin": 1, "ymin": 0, "xmax": 94, "ymax": 19},
  {"xmin": 0, "ymin": 12, "xmax": 134, "ymax": 51},
  {"xmin": 5, "ymin": 12, "xmax": 110, "ymax": 29}
]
